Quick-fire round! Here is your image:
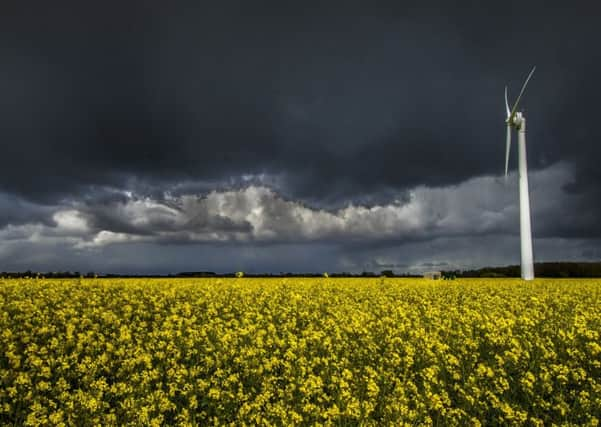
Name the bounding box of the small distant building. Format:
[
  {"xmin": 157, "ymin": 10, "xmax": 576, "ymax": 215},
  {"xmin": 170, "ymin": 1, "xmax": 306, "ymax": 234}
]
[{"xmin": 423, "ymin": 271, "xmax": 442, "ymax": 280}]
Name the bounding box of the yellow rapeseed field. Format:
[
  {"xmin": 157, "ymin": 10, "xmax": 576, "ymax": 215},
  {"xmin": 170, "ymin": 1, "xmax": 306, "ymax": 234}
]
[{"xmin": 1, "ymin": 278, "xmax": 600, "ymax": 426}]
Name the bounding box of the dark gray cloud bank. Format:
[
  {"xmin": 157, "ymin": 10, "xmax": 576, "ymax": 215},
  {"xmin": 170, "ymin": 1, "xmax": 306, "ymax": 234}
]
[{"xmin": 1, "ymin": 0, "xmax": 600, "ymax": 273}]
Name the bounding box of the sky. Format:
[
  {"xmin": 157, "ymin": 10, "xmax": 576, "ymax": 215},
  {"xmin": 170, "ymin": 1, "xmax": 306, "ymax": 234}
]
[{"xmin": 1, "ymin": 0, "xmax": 600, "ymax": 274}]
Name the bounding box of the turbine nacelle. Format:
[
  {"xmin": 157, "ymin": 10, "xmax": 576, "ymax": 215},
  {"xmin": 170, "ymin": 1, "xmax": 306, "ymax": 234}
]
[{"xmin": 507, "ymin": 112, "xmax": 524, "ymax": 128}]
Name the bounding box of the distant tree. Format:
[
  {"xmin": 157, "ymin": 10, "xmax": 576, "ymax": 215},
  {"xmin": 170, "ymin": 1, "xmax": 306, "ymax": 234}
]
[
  {"xmin": 441, "ymin": 271, "xmax": 457, "ymax": 280},
  {"xmin": 380, "ymin": 270, "xmax": 394, "ymax": 277}
]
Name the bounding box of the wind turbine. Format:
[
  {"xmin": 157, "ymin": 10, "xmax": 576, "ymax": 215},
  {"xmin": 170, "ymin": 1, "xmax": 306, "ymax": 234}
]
[{"xmin": 504, "ymin": 66, "xmax": 536, "ymax": 280}]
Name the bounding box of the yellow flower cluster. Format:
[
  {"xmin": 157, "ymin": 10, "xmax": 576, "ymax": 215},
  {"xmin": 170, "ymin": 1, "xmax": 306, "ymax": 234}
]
[{"xmin": 1, "ymin": 278, "xmax": 600, "ymax": 425}]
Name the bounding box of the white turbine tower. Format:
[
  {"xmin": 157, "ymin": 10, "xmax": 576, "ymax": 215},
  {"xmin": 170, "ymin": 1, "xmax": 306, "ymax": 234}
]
[{"xmin": 505, "ymin": 66, "xmax": 536, "ymax": 280}]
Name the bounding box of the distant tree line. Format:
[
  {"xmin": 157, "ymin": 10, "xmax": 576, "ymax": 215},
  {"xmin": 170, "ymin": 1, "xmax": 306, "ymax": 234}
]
[
  {"xmin": 443, "ymin": 262, "xmax": 601, "ymax": 278},
  {"xmin": 0, "ymin": 271, "xmax": 92, "ymax": 279},
  {"xmin": 174, "ymin": 271, "xmax": 422, "ymax": 278},
  {"xmin": 2, "ymin": 262, "xmax": 600, "ymax": 279},
  {"xmin": 0, "ymin": 270, "xmax": 423, "ymax": 279}
]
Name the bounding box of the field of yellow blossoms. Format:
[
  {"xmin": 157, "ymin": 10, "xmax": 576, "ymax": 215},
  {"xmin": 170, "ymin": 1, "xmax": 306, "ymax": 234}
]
[{"xmin": 1, "ymin": 277, "xmax": 600, "ymax": 426}]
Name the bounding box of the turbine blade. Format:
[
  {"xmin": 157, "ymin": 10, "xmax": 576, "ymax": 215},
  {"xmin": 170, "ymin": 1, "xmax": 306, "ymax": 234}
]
[
  {"xmin": 505, "ymin": 86, "xmax": 510, "ymax": 118},
  {"xmin": 509, "ymin": 66, "xmax": 536, "ymax": 121},
  {"xmin": 505, "ymin": 123, "xmax": 511, "ymax": 179}
]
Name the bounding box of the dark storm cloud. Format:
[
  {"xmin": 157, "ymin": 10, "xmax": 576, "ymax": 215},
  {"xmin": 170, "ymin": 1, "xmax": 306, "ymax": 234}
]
[
  {"xmin": 77, "ymin": 192, "xmax": 254, "ymax": 238},
  {"xmin": 0, "ymin": 192, "xmax": 55, "ymax": 228},
  {"xmin": 2, "ymin": 0, "xmax": 599, "ymax": 202}
]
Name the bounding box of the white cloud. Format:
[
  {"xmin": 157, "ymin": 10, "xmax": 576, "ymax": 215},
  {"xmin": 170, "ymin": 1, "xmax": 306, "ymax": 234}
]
[
  {"xmin": 0, "ymin": 162, "xmax": 589, "ymax": 254},
  {"xmin": 83, "ymin": 230, "xmax": 136, "ymax": 247},
  {"xmin": 53, "ymin": 210, "xmax": 89, "ymax": 233}
]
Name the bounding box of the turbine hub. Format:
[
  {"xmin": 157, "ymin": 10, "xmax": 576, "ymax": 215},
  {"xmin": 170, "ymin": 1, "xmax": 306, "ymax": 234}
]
[{"xmin": 510, "ymin": 112, "xmax": 524, "ymax": 128}]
